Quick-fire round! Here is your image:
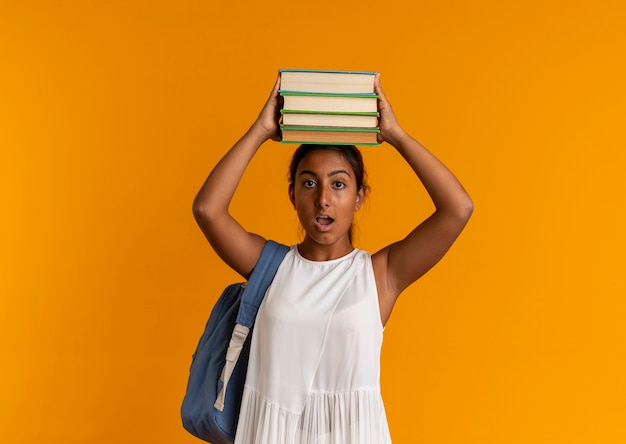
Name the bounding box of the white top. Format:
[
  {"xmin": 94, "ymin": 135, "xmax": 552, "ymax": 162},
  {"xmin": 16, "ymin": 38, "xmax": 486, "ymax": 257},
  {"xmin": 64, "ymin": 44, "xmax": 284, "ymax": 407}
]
[{"xmin": 235, "ymin": 246, "xmax": 392, "ymax": 444}]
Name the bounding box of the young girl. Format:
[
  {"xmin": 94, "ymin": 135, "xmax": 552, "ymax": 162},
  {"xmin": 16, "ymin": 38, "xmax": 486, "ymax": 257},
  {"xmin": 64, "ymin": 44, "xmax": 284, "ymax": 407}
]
[{"xmin": 193, "ymin": 73, "xmax": 473, "ymax": 443}]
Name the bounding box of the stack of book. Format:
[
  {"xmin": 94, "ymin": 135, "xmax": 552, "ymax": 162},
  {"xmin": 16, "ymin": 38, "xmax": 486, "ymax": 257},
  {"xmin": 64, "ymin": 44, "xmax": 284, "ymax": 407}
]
[{"xmin": 279, "ymin": 69, "xmax": 380, "ymax": 146}]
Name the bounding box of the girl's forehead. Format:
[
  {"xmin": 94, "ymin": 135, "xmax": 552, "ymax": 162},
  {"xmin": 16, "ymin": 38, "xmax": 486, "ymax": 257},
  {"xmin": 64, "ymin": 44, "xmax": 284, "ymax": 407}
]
[{"xmin": 297, "ymin": 150, "xmax": 353, "ymax": 172}]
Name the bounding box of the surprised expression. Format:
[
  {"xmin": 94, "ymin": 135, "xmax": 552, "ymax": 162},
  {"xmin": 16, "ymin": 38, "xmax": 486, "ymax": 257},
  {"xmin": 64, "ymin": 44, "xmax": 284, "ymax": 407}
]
[{"xmin": 289, "ymin": 150, "xmax": 364, "ymax": 246}]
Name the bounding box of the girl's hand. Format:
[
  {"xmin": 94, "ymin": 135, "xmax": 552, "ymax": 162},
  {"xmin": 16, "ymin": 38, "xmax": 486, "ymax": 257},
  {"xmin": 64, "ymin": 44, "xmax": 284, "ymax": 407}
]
[
  {"xmin": 251, "ymin": 74, "xmax": 282, "ymax": 142},
  {"xmin": 374, "ymin": 73, "xmax": 404, "ymax": 145}
]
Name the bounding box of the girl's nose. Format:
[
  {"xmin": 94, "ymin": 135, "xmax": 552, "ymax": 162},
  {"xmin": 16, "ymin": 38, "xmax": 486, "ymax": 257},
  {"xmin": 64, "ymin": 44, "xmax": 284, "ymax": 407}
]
[{"xmin": 317, "ymin": 187, "xmax": 331, "ymax": 207}]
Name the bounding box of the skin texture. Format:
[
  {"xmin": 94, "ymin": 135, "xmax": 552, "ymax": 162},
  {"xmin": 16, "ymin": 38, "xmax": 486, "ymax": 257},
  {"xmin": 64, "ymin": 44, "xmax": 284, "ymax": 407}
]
[{"xmin": 193, "ymin": 73, "xmax": 473, "ymax": 326}]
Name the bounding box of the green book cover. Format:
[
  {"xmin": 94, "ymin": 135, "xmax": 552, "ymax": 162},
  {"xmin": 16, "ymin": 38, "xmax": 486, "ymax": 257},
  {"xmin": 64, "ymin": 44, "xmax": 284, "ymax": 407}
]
[
  {"xmin": 281, "ymin": 125, "xmax": 380, "ymax": 133},
  {"xmin": 279, "ymin": 91, "xmax": 378, "ymax": 98},
  {"xmin": 279, "ymin": 69, "xmax": 377, "ymax": 75},
  {"xmin": 280, "ymin": 141, "xmax": 381, "ymax": 146},
  {"xmin": 281, "ymin": 110, "xmax": 379, "ymax": 116}
]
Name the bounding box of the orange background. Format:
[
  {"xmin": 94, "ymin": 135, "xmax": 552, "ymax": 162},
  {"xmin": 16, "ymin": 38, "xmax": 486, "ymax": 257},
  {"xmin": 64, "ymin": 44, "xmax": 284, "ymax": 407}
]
[{"xmin": 1, "ymin": 1, "xmax": 625, "ymax": 443}]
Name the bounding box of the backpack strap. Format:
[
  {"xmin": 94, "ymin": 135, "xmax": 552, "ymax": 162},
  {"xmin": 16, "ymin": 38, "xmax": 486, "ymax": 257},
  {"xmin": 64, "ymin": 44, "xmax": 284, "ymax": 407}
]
[
  {"xmin": 215, "ymin": 240, "xmax": 289, "ymax": 411},
  {"xmin": 237, "ymin": 240, "xmax": 290, "ymax": 328}
]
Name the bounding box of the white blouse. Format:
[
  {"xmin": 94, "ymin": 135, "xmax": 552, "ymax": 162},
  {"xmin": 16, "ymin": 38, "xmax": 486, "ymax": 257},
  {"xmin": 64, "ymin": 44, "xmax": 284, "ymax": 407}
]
[{"xmin": 235, "ymin": 246, "xmax": 392, "ymax": 444}]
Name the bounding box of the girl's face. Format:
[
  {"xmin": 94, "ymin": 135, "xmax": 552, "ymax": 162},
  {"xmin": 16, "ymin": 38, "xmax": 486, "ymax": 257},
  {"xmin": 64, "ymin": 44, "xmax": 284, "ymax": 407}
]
[{"xmin": 289, "ymin": 149, "xmax": 364, "ymax": 249}]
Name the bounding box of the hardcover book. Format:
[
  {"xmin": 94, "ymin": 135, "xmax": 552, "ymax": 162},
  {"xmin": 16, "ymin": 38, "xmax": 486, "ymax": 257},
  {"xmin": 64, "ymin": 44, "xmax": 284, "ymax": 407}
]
[
  {"xmin": 281, "ymin": 125, "xmax": 380, "ymax": 146},
  {"xmin": 280, "ymin": 92, "xmax": 378, "ymax": 114},
  {"xmin": 279, "ymin": 69, "xmax": 377, "ymax": 94},
  {"xmin": 281, "ymin": 110, "xmax": 379, "ymax": 128}
]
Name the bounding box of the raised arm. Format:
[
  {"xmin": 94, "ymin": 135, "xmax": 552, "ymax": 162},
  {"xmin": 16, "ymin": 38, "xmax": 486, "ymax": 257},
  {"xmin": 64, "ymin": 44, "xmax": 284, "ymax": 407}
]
[
  {"xmin": 371, "ymin": 74, "xmax": 474, "ymax": 324},
  {"xmin": 192, "ymin": 75, "xmax": 282, "ymax": 278}
]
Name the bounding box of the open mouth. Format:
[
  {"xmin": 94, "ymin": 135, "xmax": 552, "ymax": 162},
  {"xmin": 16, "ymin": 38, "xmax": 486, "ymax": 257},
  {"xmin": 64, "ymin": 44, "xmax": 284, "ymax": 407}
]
[{"xmin": 315, "ymin": 215, "xmax": 334, "ymax": 229}]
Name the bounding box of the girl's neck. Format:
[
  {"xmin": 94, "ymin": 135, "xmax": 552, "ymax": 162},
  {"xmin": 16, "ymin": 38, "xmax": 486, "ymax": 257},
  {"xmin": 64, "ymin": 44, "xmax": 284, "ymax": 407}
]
[{"xmin": 297, "ymin": 238, "xmax": 354, "ymax": 262}]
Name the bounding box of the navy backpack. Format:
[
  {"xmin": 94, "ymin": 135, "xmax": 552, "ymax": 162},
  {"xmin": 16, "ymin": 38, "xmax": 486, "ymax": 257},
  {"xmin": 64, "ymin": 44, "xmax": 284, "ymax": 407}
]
[{"xmin": 181, "ymin": 240, "xmax": 289, "ymax": 443}]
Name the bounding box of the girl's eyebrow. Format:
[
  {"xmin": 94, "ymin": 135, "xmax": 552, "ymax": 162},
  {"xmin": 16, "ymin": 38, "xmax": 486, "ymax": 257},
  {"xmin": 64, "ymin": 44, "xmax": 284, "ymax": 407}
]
[
  {"xmin": 299, "ymin": 170, "xmax": 318, "ymax": 178},
  {"xmin": 299, "ymin": 169, "xmax": 351, "ymax": 177}
]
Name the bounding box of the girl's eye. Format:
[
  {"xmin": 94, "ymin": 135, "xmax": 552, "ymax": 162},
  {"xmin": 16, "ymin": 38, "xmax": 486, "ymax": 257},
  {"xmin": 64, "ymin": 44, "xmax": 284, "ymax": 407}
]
[
  {"xmin": 333, "ymin": 181, "xmax": 346, "ymax": 189},
  {"xmin": 303, "ymin": 179, "xmax": 316, "ymax": 188}
]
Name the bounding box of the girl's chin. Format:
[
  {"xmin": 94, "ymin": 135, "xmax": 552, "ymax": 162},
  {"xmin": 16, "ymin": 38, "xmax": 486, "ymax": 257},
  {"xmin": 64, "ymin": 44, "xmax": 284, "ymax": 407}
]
[{"xmin": 303, "ymin": 232, "xmax": 350, "ymax": 246}]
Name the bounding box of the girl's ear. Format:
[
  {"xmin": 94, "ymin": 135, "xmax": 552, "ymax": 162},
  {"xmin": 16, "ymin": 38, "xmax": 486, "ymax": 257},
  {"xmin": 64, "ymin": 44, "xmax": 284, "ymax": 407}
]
[
  {"xmin": 289, "ymin": 186, "xmax": 296, "ymax": 209},
  {"xmin": 355, "ymin": 188, "xmax": 365, "ymax": 211}
]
